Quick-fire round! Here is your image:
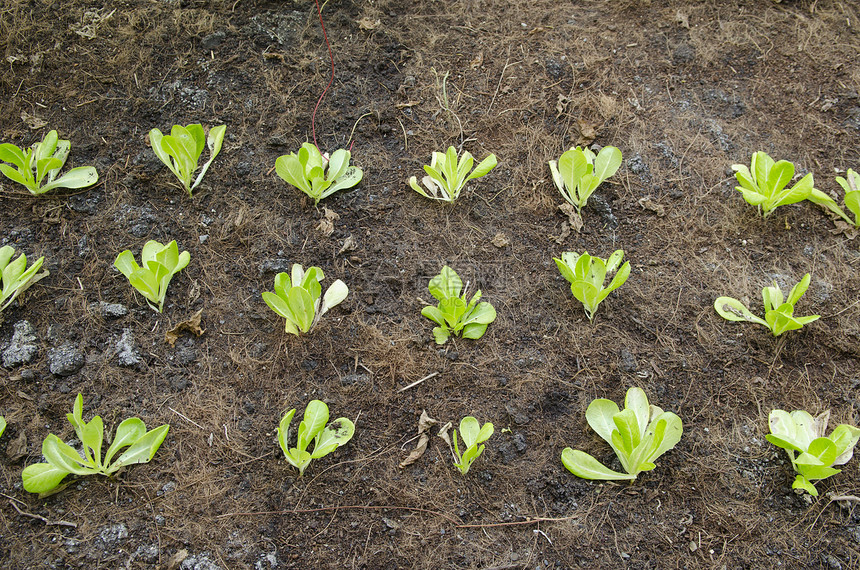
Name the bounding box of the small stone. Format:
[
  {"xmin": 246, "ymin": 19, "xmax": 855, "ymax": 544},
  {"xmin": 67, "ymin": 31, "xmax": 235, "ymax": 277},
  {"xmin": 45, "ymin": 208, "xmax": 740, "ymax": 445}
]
[
  {"xmin": 116, "ymin": 328, "xmax": 141, "ymax": 367},
  {"xmin": 48, "ymin": 345, "xmax": 85, "ymax": 376},
  {"xmin": 3, "ymin": 321, "xmax": 39, "ymax": 368},
  {"xmin": 201, "ymin": 31, "xmax": 225, "ymax": 50},
  {"xmin": 618, "ymin": 348, "xmax": 638, "ymax": 373}
]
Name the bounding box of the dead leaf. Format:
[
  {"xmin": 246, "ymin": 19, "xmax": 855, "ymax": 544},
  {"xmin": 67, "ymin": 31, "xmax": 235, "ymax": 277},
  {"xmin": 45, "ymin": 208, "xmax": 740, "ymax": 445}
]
[
  {"xmin": 470, "ymin": 51, "xmax": 484, "ymax": 69},
  {"xmin": 576, "ymin": 119, "xmax": 597, "ymax": 146},
  {"xmin": 829, "ymin": 221, "xmax": 859, "ymax": 239},
  {"xmin": 675, "ymin": 10, "xmax": 690, "ymax": 29},
  {"xmin": 637, "ymin": 196, "xmax": 666, "ymax": 217},
  {"xmin": 437, "ymin": 422, "xmax": 454, "ymax": 455},
  {"xmin": 491, "ymin": 232, "xmax": 510, "ymax": 248},
  {"xmin": 556, "ymin": 94, "xmax": 570, "ymax": 118},
  {"xmin": 6, "ymin": 429, "xmax": 27, "ymax": 462},
  {"xmin": 316, "ymin": 207, "xmax": 339, "ymax": 236},
  {"xmin": 21, "ymin": 112, "xmax": 47, "ymax": 130},
  {"xmin": 399, "ymin": 410, "xmax": 438, "ymax": 468},
  {"xmin": 338, "ymin": 235, "xmax": 357, "ymax": 256},
  {"xmin": 552, "ymin": 221, "xmax": 571, "ymax": 244},
  {"xmin": 558, "ymin": 202, "xmax": 583, "ymax": 234},
  {"xmin": 395, "ymin": 101, "xmax": 420, "ymax": 109},
  {"xmin": 357, "ymin": 17, "xmax": 381, "ymax": 31},
  {"xmin": 167, "ymin": 549, "xmax": 188, "ymax": 570},
  {"xmin": 165, "ymin": 309, "xmax": 205, "ymax": 347}
]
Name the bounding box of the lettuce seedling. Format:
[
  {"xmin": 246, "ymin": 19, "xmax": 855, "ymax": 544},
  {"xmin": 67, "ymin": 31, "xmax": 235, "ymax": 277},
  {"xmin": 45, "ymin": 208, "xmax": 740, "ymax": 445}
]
[
  {"xmin": 714, "ymin": 273, "xmax": 819, "ymax": 337},
  {"xmin": 149, "ymin": 124, "xmax": 226, "ymax": 197},
  {"xmin": 0, "ymin": 130, "xmax": 99, "ymax": 195},
  {"xmin": 554, "ymin": 250, "xmax": 630, "ymax": 323},
  {"xmin": 275, "ymin": 142, "xmax": 363, "ymax": 205},
  {"xmin": 766, "ymin": 409, "xmax": 860, "ymax": 496},
  {"xmin": 262, "ymin": 264, "xmax": 348, "ymax": 336},
  {"xmin": 21, "ymin": 394, "xmax": 169, "ymax": 494},
  {"xmin": 409, "ymin": 146, "xmax": 497, "ymax": 203},
  {"xmin": 0, "ymin": 416, "xmax": 5, "ymax": 439},
  {"xmin": 114, "ymin": 240, "xmax": 190, "ymax": 313},
  {"xmin": 277, "ymin": 400, "xmax": 355, "ymax": 476},
  {"xmin": 731, "ymin": 151, "xmax": 838, "ymax": 218},
  {"xmin": 834, "ymin": 168, "xmax": 860, "ymax": 226},
  {"xmin": 548, "ymin": 145, "xmax": 622, "ymax": 212},
  {"xmin": 420, "ymin": 266, "xmax": 497, "ymax": 345},
  {"xmin": 0, "ymin": 245, "xmax": 49, "ymax": 313},
  {"xmin": 451, "ymin": 417, "xmax": 494, "ymax": 475},
  {"xmin": 561, "ymin": 387, "xmax": 683, "ymax": 481}
]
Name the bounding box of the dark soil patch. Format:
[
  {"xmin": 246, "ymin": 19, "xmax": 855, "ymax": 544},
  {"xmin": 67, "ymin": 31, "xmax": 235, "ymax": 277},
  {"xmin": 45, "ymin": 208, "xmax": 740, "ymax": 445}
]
[{"xmin": 1, "ymin": 0, "xmax": 859, "ymax": 568}]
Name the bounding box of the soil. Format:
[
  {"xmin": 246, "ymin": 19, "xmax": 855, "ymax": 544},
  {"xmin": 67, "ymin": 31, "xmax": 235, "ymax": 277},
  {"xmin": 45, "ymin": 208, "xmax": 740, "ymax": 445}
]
[{"xmin": 1, "ymin": 0, "xmax": 859, "ymax": 568}]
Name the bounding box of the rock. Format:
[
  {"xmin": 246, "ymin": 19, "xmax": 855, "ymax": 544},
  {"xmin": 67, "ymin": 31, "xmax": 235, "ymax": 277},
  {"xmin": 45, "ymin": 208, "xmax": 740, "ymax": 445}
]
[
  {"xmin": 3, "ymin": 320, "xmax": 39, "ymax": 368},
  {"xmin": 618, "ymin": 348, "xmax": 638, "ymax": 373},
  {"xmin": 201, "ymin": 31, "xmax": 225, "ymax": 50},
  {"xmin": 48, "ymin": 345, "xmax": 85, "ymax": 376},
  {"xmin": 89, "ymin": 301, "xmax": 128, "ymax": 319},
  {"xmin": 97, "ymin": 523, "xmax": 128, "ymax": 547},
  {"xmin": 340, "ymin": 373, "xmax": 369, "ymax": 386},
  {"xmin": 181, "ymin": 552, "xmax": 223, "ymax": 570},
  {"xmin": 116, "ymin": 328, "xmax": 141, "ymax": 367}
]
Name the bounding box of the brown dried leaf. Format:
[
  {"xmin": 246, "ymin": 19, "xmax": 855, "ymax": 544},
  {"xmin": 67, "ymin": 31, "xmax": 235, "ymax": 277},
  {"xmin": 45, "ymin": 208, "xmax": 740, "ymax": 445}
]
[
  {"xmin": 399, "ymin": 410, "xmax": 438, "ymax": 468},
  {"xmin": 165, "ymin": 309, "xmax": 205, "ymax": 347},
  {"xmin": 575, "ymin": 119, "xmax": 597, "ymax": 146},
  {"xmin": 316, "ymin": 207, "xmax": 340, "ymax": 236},
  {"xmin": 167, "ymin": 549, "xmax": 189, "ymax": 570},
  {"xmin": 470, "ymin": 51, "xmax": 484, "ymax": 69},
  {"xmin": 558, "ymin": 202, "xmax": 583, "ymax": 234},
  {"xmin": 357, "ymin": 17, "xmax": 381, "ymax": 31},
  {"xmin": 338, "ymin": 235, "xmax": 357, "ymax": 256},
  {"xmin": 829, "ymin": 220, "xmax": 859, "ymax": 239},
  {"xmin": 6, "ymin": 429, "xmax": 27, "ymax": 462},
  {"xmin": 637, "ymin": 196, "xmax": 666, "ymax": 217},
  {"xmin": 21, "ymin": 112, "xmax": 47, "ymax": 130},
  {"xmin": 556, "ymin": 94, "xmax": 570, "ymax": 118},
  {"xmin": 491, "ymin": 232, "xmax": 510, "ymax": 248}
]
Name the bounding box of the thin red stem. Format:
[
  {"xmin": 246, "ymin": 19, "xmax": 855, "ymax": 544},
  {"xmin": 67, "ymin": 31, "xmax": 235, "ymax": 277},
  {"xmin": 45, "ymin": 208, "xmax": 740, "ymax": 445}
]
[{"xmin": 311, "ymin": 0, "xmax": 335, "ymax": 152}]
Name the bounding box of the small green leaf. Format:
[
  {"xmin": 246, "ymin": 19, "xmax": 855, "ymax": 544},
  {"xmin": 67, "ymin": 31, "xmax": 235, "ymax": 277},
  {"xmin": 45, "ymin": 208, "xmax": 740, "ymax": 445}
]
[
  {"xmin": 0, "ymin": 416, "xmax": 6, "ymax": 438},
  {"xmin": 311, "ymin": 417, "xmax": 355, "ymax": 459},
  {"xmin": 110, "ymin": 424, "xmax": 170, "ymax": 472},
  {"xmin": 561, "ymin": 448, "xmax": 635, "ymax": 481},
  {"xmin": 22, "ymin": 463, "xmax": 71, "ymax": 494}
]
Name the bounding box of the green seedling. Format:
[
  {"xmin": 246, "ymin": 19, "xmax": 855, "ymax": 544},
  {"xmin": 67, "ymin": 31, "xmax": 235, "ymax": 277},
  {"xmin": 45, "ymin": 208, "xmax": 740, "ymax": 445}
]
[
  {"xmin": 561, "ymin": 387, "xmax": 683, "ymax": 481},
  {"xmin": 22, "ymin": 394, "xmax": 169, "ymax": 494},
  {"xmin": 421, "ymin": 266, "xmax": 497, "ymax": 345},
  {"xmin": 451, "ymin": 417, "xmax": 494, "ymax": 475},
  {"xmin": 554, "ymin": 250, "xmax": 630, "ymax": 322},
  {"xmin": 0, "ymin": 245, "xmax": 49, "ymax": 313},
  {"xmin": 409, "ymin": 146, "xmax": 497, "ymax": 203},
  {"xmin": 0, "ymin": 416, "xmax": 6, "ymax": 439},
  {"xmin": 262, "ymin": 263, "xmax": 348, "ymax": 336},
  {"xmin": 714, "ymin": 273, "xmax": 819, "ymax": 337},
  {"xmin": 277, "ymin": 400, "xmax": 355, "ymax": 476},
  {"xmin": 149, "ymin": 123, "xmax": 226, "ymax": 197},
  {"xmin": 766, "ymin": 409, "xmax": 860, "ymax": 497},
  {"xmin": 833, "ymin": 168, "xmax": 860, "ymax": 226},
  {"xmin": 0, "ymin": 130, "xmax": 99, "ymax": 195},
  {"xmin": 549, "ymin": 145, "xmax": 622, "ymax": 212},
  {"xmin": 731, "ymin": 151, "xmax": 838, "ymax": 218},
  {"xmin": 114, "ymin": 240, "xmax": 190, "ymax": 313},
  {"xmin": 275, "ymin": 142, "xmax": 363, "ymax": 205}
]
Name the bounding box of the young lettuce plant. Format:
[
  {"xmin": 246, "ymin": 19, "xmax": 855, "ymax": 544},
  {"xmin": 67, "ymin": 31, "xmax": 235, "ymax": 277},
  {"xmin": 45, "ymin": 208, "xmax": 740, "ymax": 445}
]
[
  {"xmin": 833, "ymin": 168, "xmax": 860, "ymax": 226},
  {"xmin": 0, "ymin": 130, "xmax": 99, "ymax": 195},
  {"xmin": 275, "ymin": 142, "xmax": 363, "ymax": 205},
  {"xmin": 277, "ymin": 400, "xmax": 355, "ymax": 476},
  {"xmin": 262, "ymin": 264, "xmax": 348, "ymax": 336},
  {"xmin": 548, "ymin": 145, "xmax": 622, "ymax": 212},
  {"xmin": 21, "ymin": 394, "xmax": 169, "ymax": 494},
  {"xmin": 114, "ymin": 240, "xmax": 190, "ymax": 313},
  {"xmin": 714, "ymin": 273, "xmax": 819, "ymax": 337},
  {"xmin": 421, "ymin": 266, "xmax": 497, "ymax": 345},
  {"xmin": 0, "ymin": 416, "xmax": 5, "ymax": 439},
  {"xmin": 409, "ymin": 146, "xmax": 497, "ymax": 203},
  {"xmin": 561, "ymin": 387, "xmax": 683, "ymax": 481},
  {"xmin": 731, "ymin": 151, "xmax": 837, "ymax": 218},
  {"xmin": 149, "ymin": 123, "xmax": 226, "ymax": 197},
  {"xmin": 766, "ymin": 409, "xmax": 860, "ymax": 496},
  {"xmin": 554, "ymin": 250, "xmax": 630, "ymax": 322},
  {"xmin": 0, "ymin": 245, "xmax": 49, "ymax": 313},
  {"xmin": 451, "ymin": 417, "xmax": 494, "ymax": 475}
]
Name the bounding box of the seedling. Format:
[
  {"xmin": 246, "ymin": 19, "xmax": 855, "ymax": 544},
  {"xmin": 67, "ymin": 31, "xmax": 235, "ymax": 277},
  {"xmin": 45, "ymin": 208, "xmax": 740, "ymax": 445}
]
[
  {"xmin": 561, "ymin": 387, "xmax": 683, "ymax": 481},
  {"xmin": 21, "ymin": 394, "xmax": 169, "ymax": 494},
  {"xmin": 0, "ymin": 130, "xmax": 99, "ymax": 195},
  {"xmin": 0, "ymin": 245, "xmax": 49, "ymax": 313},
  {"xmin": 275, "ymin": 142, "xmax": 363, "ymax": 205},
  {"xmin": 549, "ymin": 145, "xmax": 622, "ymax": 212},
  {"xmin": 262, "ymin": 263, "xmax": 348, "ymax": 336},
  {"xmin": 833, "ymin": 168, "xmax": 860, "ymax": 226},
  {"xmin": 409, "ymin": 146, "xmax": 497, "ymax": 203},
  {"xmin": 149, "ymin": 123, "xmax": 226, "ymax": 197},
  {"xmin": 451, "ymin": 417, "xmax": 494, "ymax": 475},
  {"xmin": 714, "ymin": 273, "xmax": 819, "ymax": 337},
  {"xmin": 554, "ymin": 250, "xmax": 630, "ymax": 322},
  {"xmin": 731, "ymin": 151, "xmax": 837, "ymax": 218},
  {"xmin": 0, "ymin": 416, "xmax": 5, "ymax": 439},
  {"xmin": 277, "ymin": 400, "xmax": 355, "ymax": 476},
  {"xmin": 766, "ymin": 409, "xmax": 860, "ymax": 496},
  {"xmin": 114, "ymin": 240, "xmax": 190, "ymax": 313},
  {"xmin": 421, "ymin": 266, "xmax": 497, "ymax": 345}
]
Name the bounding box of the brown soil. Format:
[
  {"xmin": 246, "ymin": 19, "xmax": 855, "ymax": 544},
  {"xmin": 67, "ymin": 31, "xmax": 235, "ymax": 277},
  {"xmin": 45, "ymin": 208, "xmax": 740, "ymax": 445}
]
[{"xmin": 1, "ymin": 0, "xmax": 859, "ymax": 568}]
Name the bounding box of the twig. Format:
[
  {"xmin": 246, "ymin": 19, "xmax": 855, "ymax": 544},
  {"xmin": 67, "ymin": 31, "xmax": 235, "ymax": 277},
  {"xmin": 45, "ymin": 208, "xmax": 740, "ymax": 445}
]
[
  {"xmin": 457, "ymin": 514, "xmax": 580, "ymax": 528},
  {"xmin": 168, "ymin": 407, "xmax": 204, "ymax": 430},
  {"xmin": 397, "ymin": 371, "xmax": 439, "ymax": 392},
  {"xmin": 9, "ymin": 500, "xmax": 77, "ymax": 528},
  {"xmin": 216, "ymin": 504, "xmax": 463, "ymax": 526}
]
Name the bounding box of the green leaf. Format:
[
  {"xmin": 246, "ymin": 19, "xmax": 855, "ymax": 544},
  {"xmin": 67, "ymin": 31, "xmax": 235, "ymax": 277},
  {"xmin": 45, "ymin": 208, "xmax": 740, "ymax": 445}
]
[
  {"xmin": 311, "ymin": 417, "xmax": 355, "ymax": 459},
  {"xmin": 467, "ymin": 153, "xmax": 497, "ymax": 180},
  {"xmin": 585, "ymin": 398, "xmax": 621, "ymax": 447},
  {"xmin": 277, "ymin": 408, "xmax": 297, "ymax": 460},
  {"xmin": 298, "ymin": 400, "xmax": 330, "ymax": 452},
  {"xmin": 104, "ymin": 418, "xmax": 146, "ymax": 466},
  {"xmin": 791, "ymin": 475, "xmax": 819, "ymax": 496},
  {"xmin": 561, "ymin": 448, "xmax": 635, "ymax": 480},
  {"xmin": 287, "ymin": 287, "xmax": 315, "ymax": 332},
  {"xmin": 830, "ymin": 424, "xmax": 860, "ymax": 465},
  {"xmin": 432, "ymin": 326, "xmax": 450, "ymax": 345},
  {"xmin": 22, "ymin": 463, "xmax": 71, "ymax": 494},
  {"xmin": 42, "ymin": 435, "xmax": 96, "ymax": 475},
  {"xmin": 714, "ymin": 297, "xmax": 767, "ymax": 325},
  {"xmin": 0, "ymin": 416, "xmax": 5, "ymax": 438},
  {"xmin": 109, "ymin": 424, "xmax": 170, "ymax": 472}
]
